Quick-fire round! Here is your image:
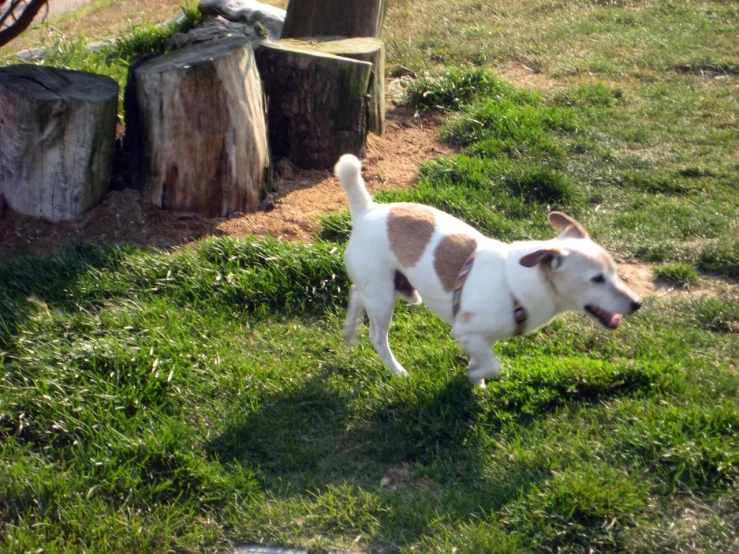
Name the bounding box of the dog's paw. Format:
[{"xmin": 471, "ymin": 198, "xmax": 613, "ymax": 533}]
[
  {"xmin": 468, "ymin": 363, "xmax": 501, "ymax": 381},
  {"xmin": 343, "ymin": 327, "xmax": 358, "ymax": 345}
]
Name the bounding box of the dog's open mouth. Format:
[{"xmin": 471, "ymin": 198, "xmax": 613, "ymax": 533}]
[{"xmin": 585, "ymin": 305, "xmax": 623, "ymax": 329}]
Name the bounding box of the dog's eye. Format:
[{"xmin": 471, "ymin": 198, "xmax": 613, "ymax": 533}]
[{"xmin": 591, "ymin": 274, "xmax": 605, "ymax": 283}]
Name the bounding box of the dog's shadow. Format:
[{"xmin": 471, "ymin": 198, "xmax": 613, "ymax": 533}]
[{"xmin": 205, "ymin": 367, "xmax": 550, "ymax": 548}]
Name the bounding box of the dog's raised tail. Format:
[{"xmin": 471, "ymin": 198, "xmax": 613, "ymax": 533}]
[{"xmin": 334, "ymin": 154, "xmax": 372, "ymax": 215}]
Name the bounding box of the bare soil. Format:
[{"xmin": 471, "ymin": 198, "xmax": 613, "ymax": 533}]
[
  {"xmin": 499, "ymin": 60, "xmax": 558, "ymax": 91},
  {"xmin": 0, "ymin": 102, "xmax": 455, "ymax": 256}
]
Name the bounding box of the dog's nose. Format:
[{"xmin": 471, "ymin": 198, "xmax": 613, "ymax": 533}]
[{"xmin": 630, "ymin": 299, "xmax": 642, "ymax": 313}]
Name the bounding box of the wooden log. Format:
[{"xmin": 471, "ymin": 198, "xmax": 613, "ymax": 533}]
[
  {"xmin": 0, "ymin": 64, "xmax": 118, "ymax": 222},
  {"xmin": 281, "ymin": 0, "xmax": 389, "ymax": 39},
  {"xmin": 277, "ymin": 37, "xmax": 385, "ymax": 135},
  {"xmin": 199, "ymin": 0, "xmax": 286, "ymax": 41},
  {"xmin": 255, "ymin": 41, "xmax": 373, "ymax": 169},
  {"xmin": 133, "ymin": 36, "xmax": 271, "ymax": 217}
]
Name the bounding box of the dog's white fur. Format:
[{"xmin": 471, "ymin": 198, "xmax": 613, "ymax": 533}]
[{"xmin": 335, "ymin": 154, "xmax": 642, "ymax": 385}]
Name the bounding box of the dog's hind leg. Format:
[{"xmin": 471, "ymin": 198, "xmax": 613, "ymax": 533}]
[
  {"xmin": 344, "ymin": 285, "xmax": 365, "ymax": 344},
  {"xmin": 456, "ymin": 334, "xmax": 500, "ymax": 387},
  {"xmin": 361, "ymin": 284, "xmax": 408, "ymax": 377}
]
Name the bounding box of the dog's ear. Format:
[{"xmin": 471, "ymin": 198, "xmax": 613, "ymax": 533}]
[
  {"xmin": 548, "ymin": 212, "xmax": 588, "ymax": 239},
  {"xmin": 519, "ymin": 247, "xmax": 565, "ymax": 269}
]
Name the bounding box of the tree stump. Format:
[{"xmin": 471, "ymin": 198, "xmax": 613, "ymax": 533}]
[
  {"xmin": 0, "ymin": 64, "xmax": 118, "ymax": 221},
  {"xmin": 255, "ymin": 40, "xmax": 374, "ymax": 169},
  {"xmin": 277, "ymin": 37, "xmax": 385, "ymax": 135},
  {"xmin": 281, "ymin": 0, "xmax": 389, "ymax": 39},
  {"xmin": 133, "ymin": 36, "xmax": 270, "ymax": 217}
]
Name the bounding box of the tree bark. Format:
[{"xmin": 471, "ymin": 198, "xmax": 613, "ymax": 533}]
[
  {"xmin": 277, "ymin": 37, "xmax": 385, "ymax": 135},
  {"xmin": 0, "ymin": 64, "xmax": 118, "ymax": 221},
  {"xmin": 255, "ymin": 40, "xmax": 373, "ymax": 169},
  {"xmin": 133, "ymin": 36, "xmax": 271, "ymax": 217},
  {"xmin": 281, "ymin": 0, "xmax": 389, "ymax": 39}
]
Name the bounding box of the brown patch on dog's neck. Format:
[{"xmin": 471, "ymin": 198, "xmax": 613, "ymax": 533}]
[
  {"xmin": 434, "ymin": 233, "xmax": 477, "ymax": 292},
  {"xmin": 388, "ymin": 204, "xmax": 436, "ymax": 268}
]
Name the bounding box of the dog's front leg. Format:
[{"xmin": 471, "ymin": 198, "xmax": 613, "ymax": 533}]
[{"xmin": 456, "ymin": 334, "xmax": 500, "ymax": 387}]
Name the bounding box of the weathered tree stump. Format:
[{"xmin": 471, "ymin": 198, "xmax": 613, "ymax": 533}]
[
  {"xmin": 0, "ymin": 64, "xmax": 118, "ymax": 221},
  {"xmin": 132, "ymin": 36, "xmax": 270, "ymax": 217},
  {"xmin": 281, "ymin": 0, "xmax": 389, "ymax": 39},
  {"xmin": 255, "ymin": 40, "xmax": 374, "ymax": 169},
  {"xmin": 277, "ymin": 37, "xmax": 385, "ymax": 135}
]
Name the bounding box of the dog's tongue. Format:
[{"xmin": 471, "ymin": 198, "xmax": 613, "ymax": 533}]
[{"xmin": 607, "ymin": 313, "xmax": 623, "ymax": 329}]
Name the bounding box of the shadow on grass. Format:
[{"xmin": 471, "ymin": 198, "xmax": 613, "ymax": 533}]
[
  {"xmin": 0, "ymin": 242, "xmax": 125, "ymax": 345},
  {"xmin": 0, "ymin": 238, "xmax": 349, "ymax": 350},
  {"xmin": 205, "ymin": 369, "xmax": 561, "ymax": 549}
]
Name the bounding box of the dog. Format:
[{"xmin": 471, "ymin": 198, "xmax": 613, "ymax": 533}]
[{"xmin": 334, "ymin": 154, "xmax": 642, "ymax": 386}]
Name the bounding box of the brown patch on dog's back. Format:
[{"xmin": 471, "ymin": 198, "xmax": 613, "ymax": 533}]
[
  {"xmin": 388, "ymin": 204, "xmax": 435, "ymax": 268},
  {"xmin": 434, "ymin": 233, "xmax": 477, "ymax": 292}
]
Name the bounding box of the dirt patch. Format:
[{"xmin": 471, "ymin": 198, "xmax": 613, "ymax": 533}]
[
  {"xmin": 498, "ymin": 60, "xmax": 558, "ymax": 91},
  {"xmin": 0, "ymin": 104, "xmax": 455, "ymax": 256}
]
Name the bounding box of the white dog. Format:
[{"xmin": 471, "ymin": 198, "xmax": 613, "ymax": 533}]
[{"xmin": 334, "ymin": 154, "xmax": 642, "ymax": 385}]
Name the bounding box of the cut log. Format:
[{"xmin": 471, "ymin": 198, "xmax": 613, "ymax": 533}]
[
  {"xmin": 199, "ymin": 0, "xmax": 286, "ymax": 41},
  {"xmin": 132, "ymin": 36, "xmax": 271, "ymax": 217},
  {"xmin": 255, "ymin": 41, "xmax": 373, "ymax": 169},
  {"xmin": 281, "ymin": 0, "xmax": 389, "ymax": 39},
  {"xmin": 277, "ymin": 37, "xmax": 385, "ymax": 135},
  {"xmin": 0, "ymin": 64, "xmax": 118, "ymax": 222}
]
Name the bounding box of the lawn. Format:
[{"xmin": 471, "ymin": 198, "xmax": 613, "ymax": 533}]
[{"xmin": 1, "ymin": 1, "xmax": 738, "ymax": 553}]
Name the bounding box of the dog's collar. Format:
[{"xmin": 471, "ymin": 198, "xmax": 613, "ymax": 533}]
[{"xmin": 452, "ymin": 251, "xmax": 528, "ymax": 336}]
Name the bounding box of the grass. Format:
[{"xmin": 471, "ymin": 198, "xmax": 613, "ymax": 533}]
[
  {"xmin": 1, "ymin": 241, "xmax": 737, "ymax": 552},
  {"xmin": 653, "ymin": 263, "xmax": 701, "ymax": 288},
  {"xmin": 2, "ymin": 0, "xmax": 739, "ymax": 552}
]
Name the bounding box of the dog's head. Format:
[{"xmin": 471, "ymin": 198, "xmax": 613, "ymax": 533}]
[{"xmin": 519, "ymin": 212, "xmax": 642, "ymax": 329}]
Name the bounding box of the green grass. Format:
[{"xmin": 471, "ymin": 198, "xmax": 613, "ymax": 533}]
[
  {"xmin": 387, "ymin": 0, "xmax": 738, "ymax": 78},
  {"xmin": 653, "ymin": 263, "xmax": 701, "ymax": 288},
  {"xmin": 403, "ymin": 67, "xmax": 536, "ymax": 111},
  {"xmin": 2, "ymin": 0, "xmax": 739, "ymax": 552},
  {"xmin": 1, "ymin": 241, "xmax": 737, "ymax": 552}
]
